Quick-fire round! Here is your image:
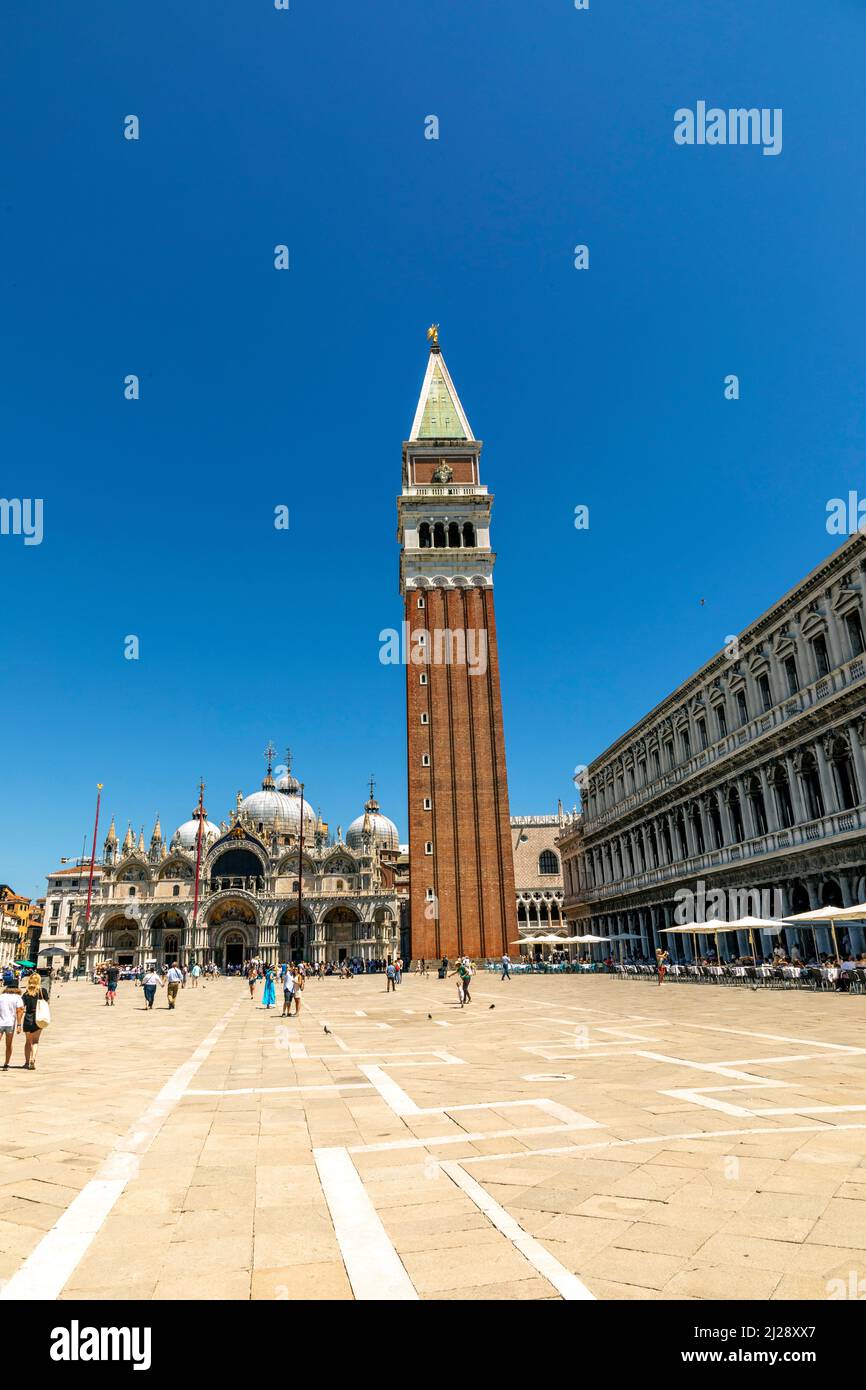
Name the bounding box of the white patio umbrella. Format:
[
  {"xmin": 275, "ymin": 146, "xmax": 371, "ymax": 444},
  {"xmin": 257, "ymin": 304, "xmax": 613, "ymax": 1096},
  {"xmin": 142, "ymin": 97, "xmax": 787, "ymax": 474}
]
[
  {"xmin": 784, "ymin": 902, "xmax": 866, "ymax": 959},
  {"xmin": 706, "ymin": 915, "xmax": 788, "ymax": 963}
]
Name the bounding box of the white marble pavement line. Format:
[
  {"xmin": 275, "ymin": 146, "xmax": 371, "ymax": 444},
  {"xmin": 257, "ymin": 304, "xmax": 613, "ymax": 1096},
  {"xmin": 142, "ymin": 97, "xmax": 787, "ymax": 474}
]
[
  {"xmin": 0, "ymin": 997, "xmax": 245, "ymax": 1302},
  {"xmin": 455, "ymin": 1121, "xmax": 866, "ymax": 1167},
  {"xmin": 339, "ymin": 1059, "xmax": 600, "ymax": 1297},
  {"xmin": 439, "ymin": 1159, "xmax": 595, "ymax": 1301},
  {"xmin": 313, "ymin": 1147, "xmax": 418, "ymax": 1301}
]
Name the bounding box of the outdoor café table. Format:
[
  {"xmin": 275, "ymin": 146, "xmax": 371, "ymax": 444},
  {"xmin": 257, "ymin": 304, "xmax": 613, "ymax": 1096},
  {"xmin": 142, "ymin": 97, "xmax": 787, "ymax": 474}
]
[
  {"xmin": 782, "ymin": 967, "xmax": 803, "ymax": 980},
  {"xmin": 732, "ymin": 967, "xmax": 746, "ymax": 978},
  {"xmin": 668, "ymin": 965, "xmax": 683, "ymax": 975},
  {"xmin": 709, "ymin": 966, "xmax": 724, "ymax": 976},
  {"xmin": 757, "ymin": 966, "xmax": 773, "ymax": 978},
  {"xmin": 822, "ymin": 967, "xmax": 839, "ymax": 983}
]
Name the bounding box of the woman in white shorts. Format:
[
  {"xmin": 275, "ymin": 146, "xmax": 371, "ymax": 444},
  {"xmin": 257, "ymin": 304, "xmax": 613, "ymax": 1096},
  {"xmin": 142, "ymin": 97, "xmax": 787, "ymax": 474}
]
[{"xmin": 0, "ymin": 985, "xmax": 24, "ymax": 1069}]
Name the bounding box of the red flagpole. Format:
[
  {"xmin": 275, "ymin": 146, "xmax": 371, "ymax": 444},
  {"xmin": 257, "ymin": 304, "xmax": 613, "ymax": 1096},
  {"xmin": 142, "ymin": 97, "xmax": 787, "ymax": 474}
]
[
  {"xmin": 298, "ymin": 783, "xmax": 305, "ymax": 961},
  {"xmin": 192, "ymin": 779, "xmax": 205, "ymax": 950},
  {"xmin": 79, "ymin": 782, "xmax": 102, "ymax": 975}
]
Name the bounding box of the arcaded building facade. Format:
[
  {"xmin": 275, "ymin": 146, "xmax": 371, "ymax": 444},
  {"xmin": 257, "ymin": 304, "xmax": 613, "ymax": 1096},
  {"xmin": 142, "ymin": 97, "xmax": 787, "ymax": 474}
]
[{"xmin": 558, "ymin": 533, "xmax": 866, "ymax": 960}]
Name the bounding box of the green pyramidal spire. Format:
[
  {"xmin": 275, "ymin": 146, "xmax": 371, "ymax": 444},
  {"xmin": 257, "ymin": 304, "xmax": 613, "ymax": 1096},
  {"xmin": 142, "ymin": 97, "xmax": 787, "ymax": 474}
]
[{"xmin": 409, "ymin": 335, "xmax": 475, "ymax": 441}]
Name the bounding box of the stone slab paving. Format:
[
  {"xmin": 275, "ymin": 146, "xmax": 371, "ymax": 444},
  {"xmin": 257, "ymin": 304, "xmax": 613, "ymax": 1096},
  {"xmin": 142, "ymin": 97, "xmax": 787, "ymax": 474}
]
[{"xmin": 0, "ymin": 971, "xmax": 865, "ymax": 1300}]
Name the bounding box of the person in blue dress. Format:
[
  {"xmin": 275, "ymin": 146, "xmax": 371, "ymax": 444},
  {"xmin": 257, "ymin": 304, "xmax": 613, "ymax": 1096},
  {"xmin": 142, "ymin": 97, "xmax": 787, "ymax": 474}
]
[{"xmin": 262, "ymin": 965, "xmax": 276, "ymax": 1009}]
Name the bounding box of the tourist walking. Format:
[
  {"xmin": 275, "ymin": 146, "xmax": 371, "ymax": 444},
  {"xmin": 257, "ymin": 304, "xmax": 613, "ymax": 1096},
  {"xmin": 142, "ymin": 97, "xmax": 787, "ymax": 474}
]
[
  {"xmin": 292, "ymin": 966, "xmax": 304, "ymax": 1016},
  {"xmin": 0, "ymin": 981, "xmax": 23, "ymax": 1070},
  {"xmin": 21, "ymin": 974, "xmax": 50, "ymax": 1070},
  {"xmin": 166, "ymin": 962, "xmax": 183, "ymax": 1009},
  {"xmin": 247, "ymin": 962, "xmax": 258, "ymax": 1000},
  {"xmin": 449, "ymin": 961, "xmax": 466, "ymax": 1007},
  {"xmin": 501, "ymin": 953, "xmax": 511, "ymax": 981},
  {"xmin": 142, "ymin": 967, "xmax": 163, "ymax": 1010},
  {"xmin": 262, "ymin": 965, "xmax": 276, "ymax": 1009},
  {"xmin": 104, "ymin": 961, "xmax": 119, "ymax": 1006},
  {"xmin": 386, "ymin": 960, "xmax": 397, "ymax": 992},
  {"xmin": 459, "ymin": 958, "xmax": 473, "ymax": 1004},
  {"xmin": 655, "ymin": 948, "xmax": 670, "ymax": 985},
  {"xmin": 395, "ymin": 956, "xmax": 403, "ymax": 984},
  {"xmin": 190, "ymin": 962, "xmax": 201, "ymax": 988},
  {"xmin": 281, "ymin": 967, "xmax": 295, "ymax": 1017}
]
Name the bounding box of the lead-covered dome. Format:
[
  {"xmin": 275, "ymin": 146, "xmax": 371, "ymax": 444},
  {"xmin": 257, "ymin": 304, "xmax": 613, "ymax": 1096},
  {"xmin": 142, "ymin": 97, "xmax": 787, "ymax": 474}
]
[
  {"xmin": 239, "ymin": 754, "xmax": 317, "ymax": 836},
  {"xmin": 171, "ymin": 807, "xmax": 221, "ymax": 851},
  {"xmin": 346, "ymin": 782, "xmax": 399, "ymax": 851}
]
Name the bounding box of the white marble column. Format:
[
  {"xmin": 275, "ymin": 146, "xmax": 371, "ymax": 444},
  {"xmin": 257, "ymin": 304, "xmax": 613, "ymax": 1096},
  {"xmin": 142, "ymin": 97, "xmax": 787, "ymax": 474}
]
[
  {"xmin": 784, "ymin": 753, "xmax": 808, "ymax": 825},
  {"xmin": 847, "ymin": 720, "xmax": 866, "ymax": 803},
  {"xmin": 736, "ymin": 776, "xmax": 757, "ymax": 838},
  {"xmin": 815, "ymin": 738, "xmax": 840, "ymax": 814},
  {"xmin": 824, "ymin": 611, "xmax": 846, "ymax": 671},
  {"xmin": 718, "ymin": 791, "xmax": 735, "ymax": 845},
  {"xmin": 759, "ymin": 766, "xmax": 780, "ymax": 830}
]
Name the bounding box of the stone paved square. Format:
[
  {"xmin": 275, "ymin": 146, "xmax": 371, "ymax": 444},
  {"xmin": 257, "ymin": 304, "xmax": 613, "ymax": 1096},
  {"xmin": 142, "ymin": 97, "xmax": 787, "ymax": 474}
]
[{"xmin": 1, "ymin": 970, "xmax": 865, "ymax": 1302}]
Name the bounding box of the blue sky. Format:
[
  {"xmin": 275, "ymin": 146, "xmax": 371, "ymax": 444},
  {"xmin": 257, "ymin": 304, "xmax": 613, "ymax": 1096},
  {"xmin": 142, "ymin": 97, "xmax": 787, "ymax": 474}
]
[{"xmin": 2, "ymin": 0, "xmax": 864, "ymax": 897}]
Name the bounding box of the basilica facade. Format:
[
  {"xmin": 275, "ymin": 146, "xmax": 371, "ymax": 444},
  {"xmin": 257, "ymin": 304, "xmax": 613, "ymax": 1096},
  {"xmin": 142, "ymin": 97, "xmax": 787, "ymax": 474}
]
[{"xmin": 43, "ymin": 755, "xmax": 405, "ymax": 972}]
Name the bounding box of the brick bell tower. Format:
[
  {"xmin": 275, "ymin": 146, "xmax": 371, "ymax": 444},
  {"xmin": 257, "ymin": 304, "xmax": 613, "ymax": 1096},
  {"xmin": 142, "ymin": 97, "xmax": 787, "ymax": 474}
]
[{"xmin": 398, "ymin": 326, "xmax": 517, "ymax": 962}]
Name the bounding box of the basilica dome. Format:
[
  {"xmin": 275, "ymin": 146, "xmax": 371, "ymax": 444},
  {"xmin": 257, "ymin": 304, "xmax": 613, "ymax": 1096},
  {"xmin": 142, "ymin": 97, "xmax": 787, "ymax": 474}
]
[
  {"xmin": 240, "ymin": 787, "xmax": 316, "ymax": 835},
  {"xmin": 346, "ymin": 812, "xmax": 399, "ymax": 851},
  {"xmin": 346, "ymin": 783, "xmax": 399, "ymax": 851},
  {"xmin": 172, "ymin": 812, "xmax": 221, "ymax": 851}
]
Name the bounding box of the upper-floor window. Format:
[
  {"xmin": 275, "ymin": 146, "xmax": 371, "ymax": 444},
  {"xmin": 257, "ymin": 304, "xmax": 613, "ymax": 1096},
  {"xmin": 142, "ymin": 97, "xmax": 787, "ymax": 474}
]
[
  {"xmin": 697, "ymin": 719, "xmax": 708, "ymax": 750},
  {"xmin": 784, "ymin": 655, "xmax": 799, "ymax": 696},
  {"xmin": 845, "ymin": 609, "xmax": 865, "ymax": 658},
  {"xmin": 736, "ymin": 689, "xmax": 749, "ymax": 726},
  {"xmin": 51, "ymin": 901, "xmax": 60, "ymax": 918},
  {"xmin": 419, "ymin": 523, "xmax": 431, "ymax": 548},
  {"xmin": 716, "ymin": 704, "xmax": 728, "ymax": 739},
  {"xmin": 172, "ymin": 885, "xmax": 180, "ymax": 897},
  {"xmin": 758, "ymin": 672, "xmax": 772, "ymax": 712},
  {"xmin": 812, "ymin": 633, "xmax": 830, "ymax": 678},
  {"xmin": 681, "ymin": 729, "xmax": 691, "ymax": 760},
  {"xmin": 665, "ymin": 741, "xmax": 675, "ymax": 771},
  {"xmin": 652, "ymin": 750, "xmax": 661, "ymax": 778},
  {"xmin": 539, "ymin": 850, "xmax": 559, "ymax": 875}
]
